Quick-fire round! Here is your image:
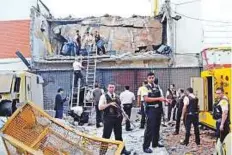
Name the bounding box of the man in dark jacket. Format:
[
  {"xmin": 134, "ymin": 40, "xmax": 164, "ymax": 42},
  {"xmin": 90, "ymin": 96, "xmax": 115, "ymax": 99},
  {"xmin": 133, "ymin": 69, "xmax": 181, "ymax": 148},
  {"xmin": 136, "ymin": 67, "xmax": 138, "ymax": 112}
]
[
  {"xmin": 92, "ymin": 83, "xmax": 104, "ymax": 128},
  {"xmin": 173, "ymin": 88, "xmax": 185, "ymax": 135},
  {"xmin": 54, "ymin": 88, "xmax": 69, "ymax": 119}
]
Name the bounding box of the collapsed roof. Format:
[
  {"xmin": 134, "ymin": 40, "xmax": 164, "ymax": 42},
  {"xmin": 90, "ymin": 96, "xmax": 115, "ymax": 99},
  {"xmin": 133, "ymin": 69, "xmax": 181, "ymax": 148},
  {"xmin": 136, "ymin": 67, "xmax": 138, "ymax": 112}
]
[{"xmin": 50, "ymin": 16, "xmax": 163, "ymax": 54}]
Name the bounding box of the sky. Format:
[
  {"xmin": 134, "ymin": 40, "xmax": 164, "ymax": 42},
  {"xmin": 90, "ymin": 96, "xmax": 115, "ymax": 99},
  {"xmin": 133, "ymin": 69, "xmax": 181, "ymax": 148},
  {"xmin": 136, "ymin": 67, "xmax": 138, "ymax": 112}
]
[
  {"xmin": 0, "ymin": 0, "xmax": 152, "ymax": 20},
  {"xmin": 0, "ymin": 0, "xmax": 232, "ymax": 21}
]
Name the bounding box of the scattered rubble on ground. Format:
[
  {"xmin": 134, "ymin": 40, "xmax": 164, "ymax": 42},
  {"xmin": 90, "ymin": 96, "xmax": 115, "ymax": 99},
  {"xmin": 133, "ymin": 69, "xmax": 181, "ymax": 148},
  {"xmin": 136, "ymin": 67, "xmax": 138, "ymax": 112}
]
[
  {"xmin": 64, "ymin": 114, "xmax": 217, "ymax": 155},
  {"xmin": 162, "ymin": 121, "xmax": 216, "ymax": 155}
]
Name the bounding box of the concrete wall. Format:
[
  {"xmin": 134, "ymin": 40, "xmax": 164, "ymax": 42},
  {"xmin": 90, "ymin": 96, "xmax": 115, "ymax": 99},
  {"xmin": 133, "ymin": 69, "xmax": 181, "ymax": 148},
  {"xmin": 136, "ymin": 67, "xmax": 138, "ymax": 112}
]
[
  {"xmin": 30, "ymin": 7, "xmax": 51, "ymax": 63},
  {"xmin": 159, "ymin": 0, "xmax": 232, "ymax": 67}
]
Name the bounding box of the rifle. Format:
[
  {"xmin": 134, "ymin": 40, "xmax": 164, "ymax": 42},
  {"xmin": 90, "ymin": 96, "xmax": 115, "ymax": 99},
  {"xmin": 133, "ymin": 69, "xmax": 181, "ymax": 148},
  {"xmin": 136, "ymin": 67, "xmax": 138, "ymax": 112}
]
[{"xmin": 115, "ymin": 104, "xmax": 136, "ymax": 128}]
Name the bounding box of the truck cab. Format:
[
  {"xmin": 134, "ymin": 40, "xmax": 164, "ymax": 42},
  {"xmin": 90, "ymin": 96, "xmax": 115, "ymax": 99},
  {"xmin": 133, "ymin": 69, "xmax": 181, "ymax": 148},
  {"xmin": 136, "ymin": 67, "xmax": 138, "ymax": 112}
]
[
  {"xmin": 191, "ymin": 47, "xmax": 231, "ymax": 155},
  {"xmin": 0, "ymin": 71, "xmax": 44, "ymax": 116}
]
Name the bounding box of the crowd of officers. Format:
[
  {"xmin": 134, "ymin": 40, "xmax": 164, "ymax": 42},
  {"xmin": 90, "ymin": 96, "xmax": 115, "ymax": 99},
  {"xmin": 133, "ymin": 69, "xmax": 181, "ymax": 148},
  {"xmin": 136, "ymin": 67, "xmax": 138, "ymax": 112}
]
[{"xmin": 54, "ymin": 71, "xmax": 230, "ymax": 155}]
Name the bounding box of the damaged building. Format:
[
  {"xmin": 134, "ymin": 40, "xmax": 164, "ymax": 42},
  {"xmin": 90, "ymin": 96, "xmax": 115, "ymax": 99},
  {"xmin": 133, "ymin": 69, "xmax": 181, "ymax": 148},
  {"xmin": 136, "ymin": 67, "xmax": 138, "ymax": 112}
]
[{"xmin": 30, "ymin": 1, "xmax": 201, "ymax": 111}]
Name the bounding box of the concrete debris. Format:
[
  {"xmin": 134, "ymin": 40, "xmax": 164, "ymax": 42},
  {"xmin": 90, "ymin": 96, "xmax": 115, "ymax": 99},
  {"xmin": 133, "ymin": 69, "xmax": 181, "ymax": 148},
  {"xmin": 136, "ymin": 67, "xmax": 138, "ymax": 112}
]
[
  {"xmin": 163, "ymin": 121, "xmax": 216, "ymax": 155},
  {"xmin": 101, "ymin": 51, "xmax": 170, "ymax": 61},
  {"xmin": 51, "ymin": 16, "xmax": 162, "ymax": 54}
]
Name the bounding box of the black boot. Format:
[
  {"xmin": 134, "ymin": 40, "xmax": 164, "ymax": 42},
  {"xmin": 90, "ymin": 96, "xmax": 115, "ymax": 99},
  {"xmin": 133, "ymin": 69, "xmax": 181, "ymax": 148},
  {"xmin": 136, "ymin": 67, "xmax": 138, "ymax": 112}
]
[{"xmin": 121, "ymin": 147, "xmax": 131, "ymax": 155}]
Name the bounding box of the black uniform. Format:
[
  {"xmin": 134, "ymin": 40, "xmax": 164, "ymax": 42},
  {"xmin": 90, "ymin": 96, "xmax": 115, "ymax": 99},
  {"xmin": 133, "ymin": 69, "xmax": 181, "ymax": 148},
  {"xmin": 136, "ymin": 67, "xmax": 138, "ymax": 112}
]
[
  {"xmin": 100, "ymin": 94, "xmax": 128, "ymax": 155},
  {"xmin": 167, "ymin": 89, "xmax": 177, "ymax": 121},
  {"xmin": 143, "ymin": 84, "xmax": 163, "ymax": 150},
  {"xmin": 183, "ymin": 96, "xmax": 200, "ymax": 145},
  {"xmin": 175, "ymin": 95, "xmax": 185, "ymax": 133},
  {"xmin": 213, "ymin": 98, "xmax": 230, "ymax": 143}
]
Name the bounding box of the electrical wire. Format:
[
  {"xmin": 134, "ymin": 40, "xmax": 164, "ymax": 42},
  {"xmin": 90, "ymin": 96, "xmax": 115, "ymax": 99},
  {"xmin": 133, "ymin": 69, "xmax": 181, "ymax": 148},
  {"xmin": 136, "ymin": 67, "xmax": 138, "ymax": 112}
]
[
  {"xmin": 203, "ymin": 24, "xmax": 232, "ymax": 27},
  {"xmin": 170, "ymin": 7, "xmax": 232, "ymax": 24},
  {"xmin": 171, "ymin": 0, "xmax": 201, "ymax": 6}
]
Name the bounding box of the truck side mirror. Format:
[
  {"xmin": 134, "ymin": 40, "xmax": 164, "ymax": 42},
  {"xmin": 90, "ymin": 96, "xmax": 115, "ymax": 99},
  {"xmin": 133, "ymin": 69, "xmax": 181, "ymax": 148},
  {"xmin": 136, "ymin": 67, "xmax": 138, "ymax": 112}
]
[{"xmin": 37, "ymin": 75, "xmax": 44, "ymax": 84}]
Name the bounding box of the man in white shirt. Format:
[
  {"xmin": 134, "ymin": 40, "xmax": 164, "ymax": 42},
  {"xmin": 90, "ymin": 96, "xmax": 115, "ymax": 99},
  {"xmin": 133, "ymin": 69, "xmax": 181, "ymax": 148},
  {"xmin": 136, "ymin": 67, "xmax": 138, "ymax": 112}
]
[
  {"xmin": 82, "ymin": 32, "xmax": 94, "ymax": 54},
  {"xmin": 120, "ymin": 86, "xmax": 135, "ymax": 131},
  {"xmin": 137, "ymin": 80, "xmax": 148, "ymax": 128},
  {"xmin": 73, "ymin": 58, "xmax": 84, "ymax": 87},
  {"xmin": 98, "ymin": 83, "xmax": 131, "ymax": 155}
]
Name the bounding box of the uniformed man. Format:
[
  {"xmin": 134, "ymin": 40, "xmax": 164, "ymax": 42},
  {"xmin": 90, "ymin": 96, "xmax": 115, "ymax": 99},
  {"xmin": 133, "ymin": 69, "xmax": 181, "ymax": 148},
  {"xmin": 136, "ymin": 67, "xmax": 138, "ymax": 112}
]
[
  {"xmin": 180, "ymin": 87, "xmax": 200, "ymax": 146},
  {"xmin": 92, "ymin": 83, "xmax": 104, "ymax": 128},
  {"xmin": 213, "ymin": 87, "xmax": 230, "ymax": 143},
  {"xmin": 137, "ymin": 80, "xmax": 148, "ymax": 129},
  {"xmin": 99, "ymin": 83, "xmax": 130, "ymax": 155},
  {"xmin": 173, "ymin": 88, "xmax": 185, "ymax": 135},
  {"xmin": 143, "ymin": 72, "xmax": 170, "ymax": 153},
  {"xmin": 120, "ymin": 86, "xmax": 135, "ymax": 131},
  {"xmin": 166, "ymin": 84, "xmax": 177, "ymax": 121}
]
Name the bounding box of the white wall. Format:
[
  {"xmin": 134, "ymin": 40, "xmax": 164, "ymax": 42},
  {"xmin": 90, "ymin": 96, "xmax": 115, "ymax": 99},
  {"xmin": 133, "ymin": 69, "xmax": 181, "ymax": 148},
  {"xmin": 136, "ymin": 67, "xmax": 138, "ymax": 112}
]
[
  {"xmin": 166, "ymin": 0, "xmax": 203, "ymax": 54},
  {"xmin": 165, "ymin": 0, "xmax": 232, "ymax": 54},
  {"xmin": 201, "ymin": 0, "xmax": 232, "ymax": 48}
]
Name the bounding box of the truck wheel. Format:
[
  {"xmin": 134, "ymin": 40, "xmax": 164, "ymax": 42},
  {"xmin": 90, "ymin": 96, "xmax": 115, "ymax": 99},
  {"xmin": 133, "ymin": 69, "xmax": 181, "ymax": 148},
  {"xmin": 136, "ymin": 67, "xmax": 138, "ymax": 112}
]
[{"xmin": 0, "ymin": 100, "xmax": 12, "ymax": 116}]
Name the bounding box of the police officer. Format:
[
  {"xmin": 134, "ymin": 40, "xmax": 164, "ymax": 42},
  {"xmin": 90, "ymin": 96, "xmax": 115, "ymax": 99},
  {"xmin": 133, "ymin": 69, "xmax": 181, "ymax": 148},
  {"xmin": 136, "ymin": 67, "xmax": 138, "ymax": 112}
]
[
  {"xmin": 137, "ymin": 80, "xmax": 148, "ymax": 129},
  {"xmin": 173, "ymin": 89, "xmax": 185, "ymax": 135},
  {"xmin": 143, "ymin": 72, "xmax": 170, "ymax": 153},
  {"xmin": 180, "ymin": 87, "xmax": 200, "ymax": 146},
  {"xmin": 213, "ymin": 87, "xmax": 230, "ymax": 143},
  {"xmin": 99, "ymin": 83, "xmax": 130, "ymax": 155},
  {"xmin": 166, "ymin": 84, "xmax": 177, "ymax": 121}
]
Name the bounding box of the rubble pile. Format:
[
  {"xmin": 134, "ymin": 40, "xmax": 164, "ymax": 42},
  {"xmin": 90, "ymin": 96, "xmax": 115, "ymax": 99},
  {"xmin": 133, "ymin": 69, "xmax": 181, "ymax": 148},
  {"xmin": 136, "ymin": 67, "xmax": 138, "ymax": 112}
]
[
  {"xmin": 51, "ymin": 16, "xmax": 162, "ymax": 54},
  {"xmin": 162, "ymin": 122, "xmax": 216, "ymax": 155}
]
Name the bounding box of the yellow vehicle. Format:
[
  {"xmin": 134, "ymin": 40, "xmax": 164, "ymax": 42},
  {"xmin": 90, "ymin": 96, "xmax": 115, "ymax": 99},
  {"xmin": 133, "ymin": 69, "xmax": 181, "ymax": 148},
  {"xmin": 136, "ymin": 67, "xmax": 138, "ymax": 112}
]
[
  {"xmin": 191, "ymin": 47, "xmax": 231, "ymax": 155},
  {"xmin": 0, "ymin": 71, "xmax": 44, "ymax": 116}
]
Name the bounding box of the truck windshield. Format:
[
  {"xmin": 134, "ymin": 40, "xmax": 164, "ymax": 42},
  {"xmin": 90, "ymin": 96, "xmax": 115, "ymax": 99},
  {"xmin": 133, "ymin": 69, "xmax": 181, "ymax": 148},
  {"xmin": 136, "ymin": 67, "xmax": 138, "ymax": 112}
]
[
  {"xmin": 0, "ymin": 74, "xmax": 13, "ymax": 93},
  {"xmin": 201, "ymin": 47, "xmax": 232, "ymax": 69}
]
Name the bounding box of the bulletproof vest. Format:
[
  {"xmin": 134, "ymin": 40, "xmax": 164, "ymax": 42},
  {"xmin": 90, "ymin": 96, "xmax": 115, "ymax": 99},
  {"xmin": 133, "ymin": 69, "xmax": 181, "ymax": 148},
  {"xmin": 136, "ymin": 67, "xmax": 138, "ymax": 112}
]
[
  {"xmin": 213, "ymin": 98, "xmax": 230, "ymax": 123},
  {"xmin": 167, "ymin": 89, "xmax": 176, "ymax": 100},
  {"xmin": 146, "ymin": 84, "xmax": 162, "ymax": 109},
  {"xmin": 186, "ymin": 96, "xmax": 199, "ymax": 114},
  {"xmin": 171, "ymin": 90, "xmax": 177, "ymax": 99},
  {"xmin": 103, "ymin": 94, "xmax": 121, "ymax": 118},
  {"xmin": 213, "ymin": 101, "xmax": 222, "ymax": 120},
  {"xmin": 177, "ymin": 95, "xmax": 185, "ymax": 111}
]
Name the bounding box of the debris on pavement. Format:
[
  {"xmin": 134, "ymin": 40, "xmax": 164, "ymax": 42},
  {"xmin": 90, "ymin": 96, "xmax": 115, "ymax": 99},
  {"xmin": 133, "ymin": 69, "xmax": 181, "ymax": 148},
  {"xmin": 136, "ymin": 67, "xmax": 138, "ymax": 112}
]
[{"xmin": 162, "ymin": 121, "xmax": 217, "ymax": 155}]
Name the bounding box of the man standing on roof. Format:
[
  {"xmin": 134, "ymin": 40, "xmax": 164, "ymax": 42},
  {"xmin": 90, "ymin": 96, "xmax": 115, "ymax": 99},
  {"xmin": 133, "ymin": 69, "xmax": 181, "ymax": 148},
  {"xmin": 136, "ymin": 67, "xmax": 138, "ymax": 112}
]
[
  {"xmin": 74, "ymin": 30, "xmax": 81, "ymax": 56},
  {"xmin": 95, "ymin": 31, "xmax": 106, "ymax": 55}
]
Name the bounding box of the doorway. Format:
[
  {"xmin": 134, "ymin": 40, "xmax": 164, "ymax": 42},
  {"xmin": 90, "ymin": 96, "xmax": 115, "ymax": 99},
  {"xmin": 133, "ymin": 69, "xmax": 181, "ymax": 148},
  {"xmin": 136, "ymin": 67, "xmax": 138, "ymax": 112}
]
[{"xmin": 206, "ymin": 76, "xmax": 213, "ymax": 111}]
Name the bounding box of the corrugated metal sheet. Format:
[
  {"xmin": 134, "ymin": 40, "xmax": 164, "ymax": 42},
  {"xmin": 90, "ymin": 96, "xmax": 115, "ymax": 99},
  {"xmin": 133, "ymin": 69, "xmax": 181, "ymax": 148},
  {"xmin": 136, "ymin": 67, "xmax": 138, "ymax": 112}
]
[{"xmin": 37, "ymin": 67, "xmax": 201, "ymax": 110}]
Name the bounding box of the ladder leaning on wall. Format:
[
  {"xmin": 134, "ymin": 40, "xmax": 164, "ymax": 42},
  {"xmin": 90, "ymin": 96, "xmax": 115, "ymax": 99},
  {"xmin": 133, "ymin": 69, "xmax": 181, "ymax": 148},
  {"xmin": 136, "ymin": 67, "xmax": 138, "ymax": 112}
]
[{"xmin": 83, "ymin": 44, "xmax": 97, "ymax": 107}]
